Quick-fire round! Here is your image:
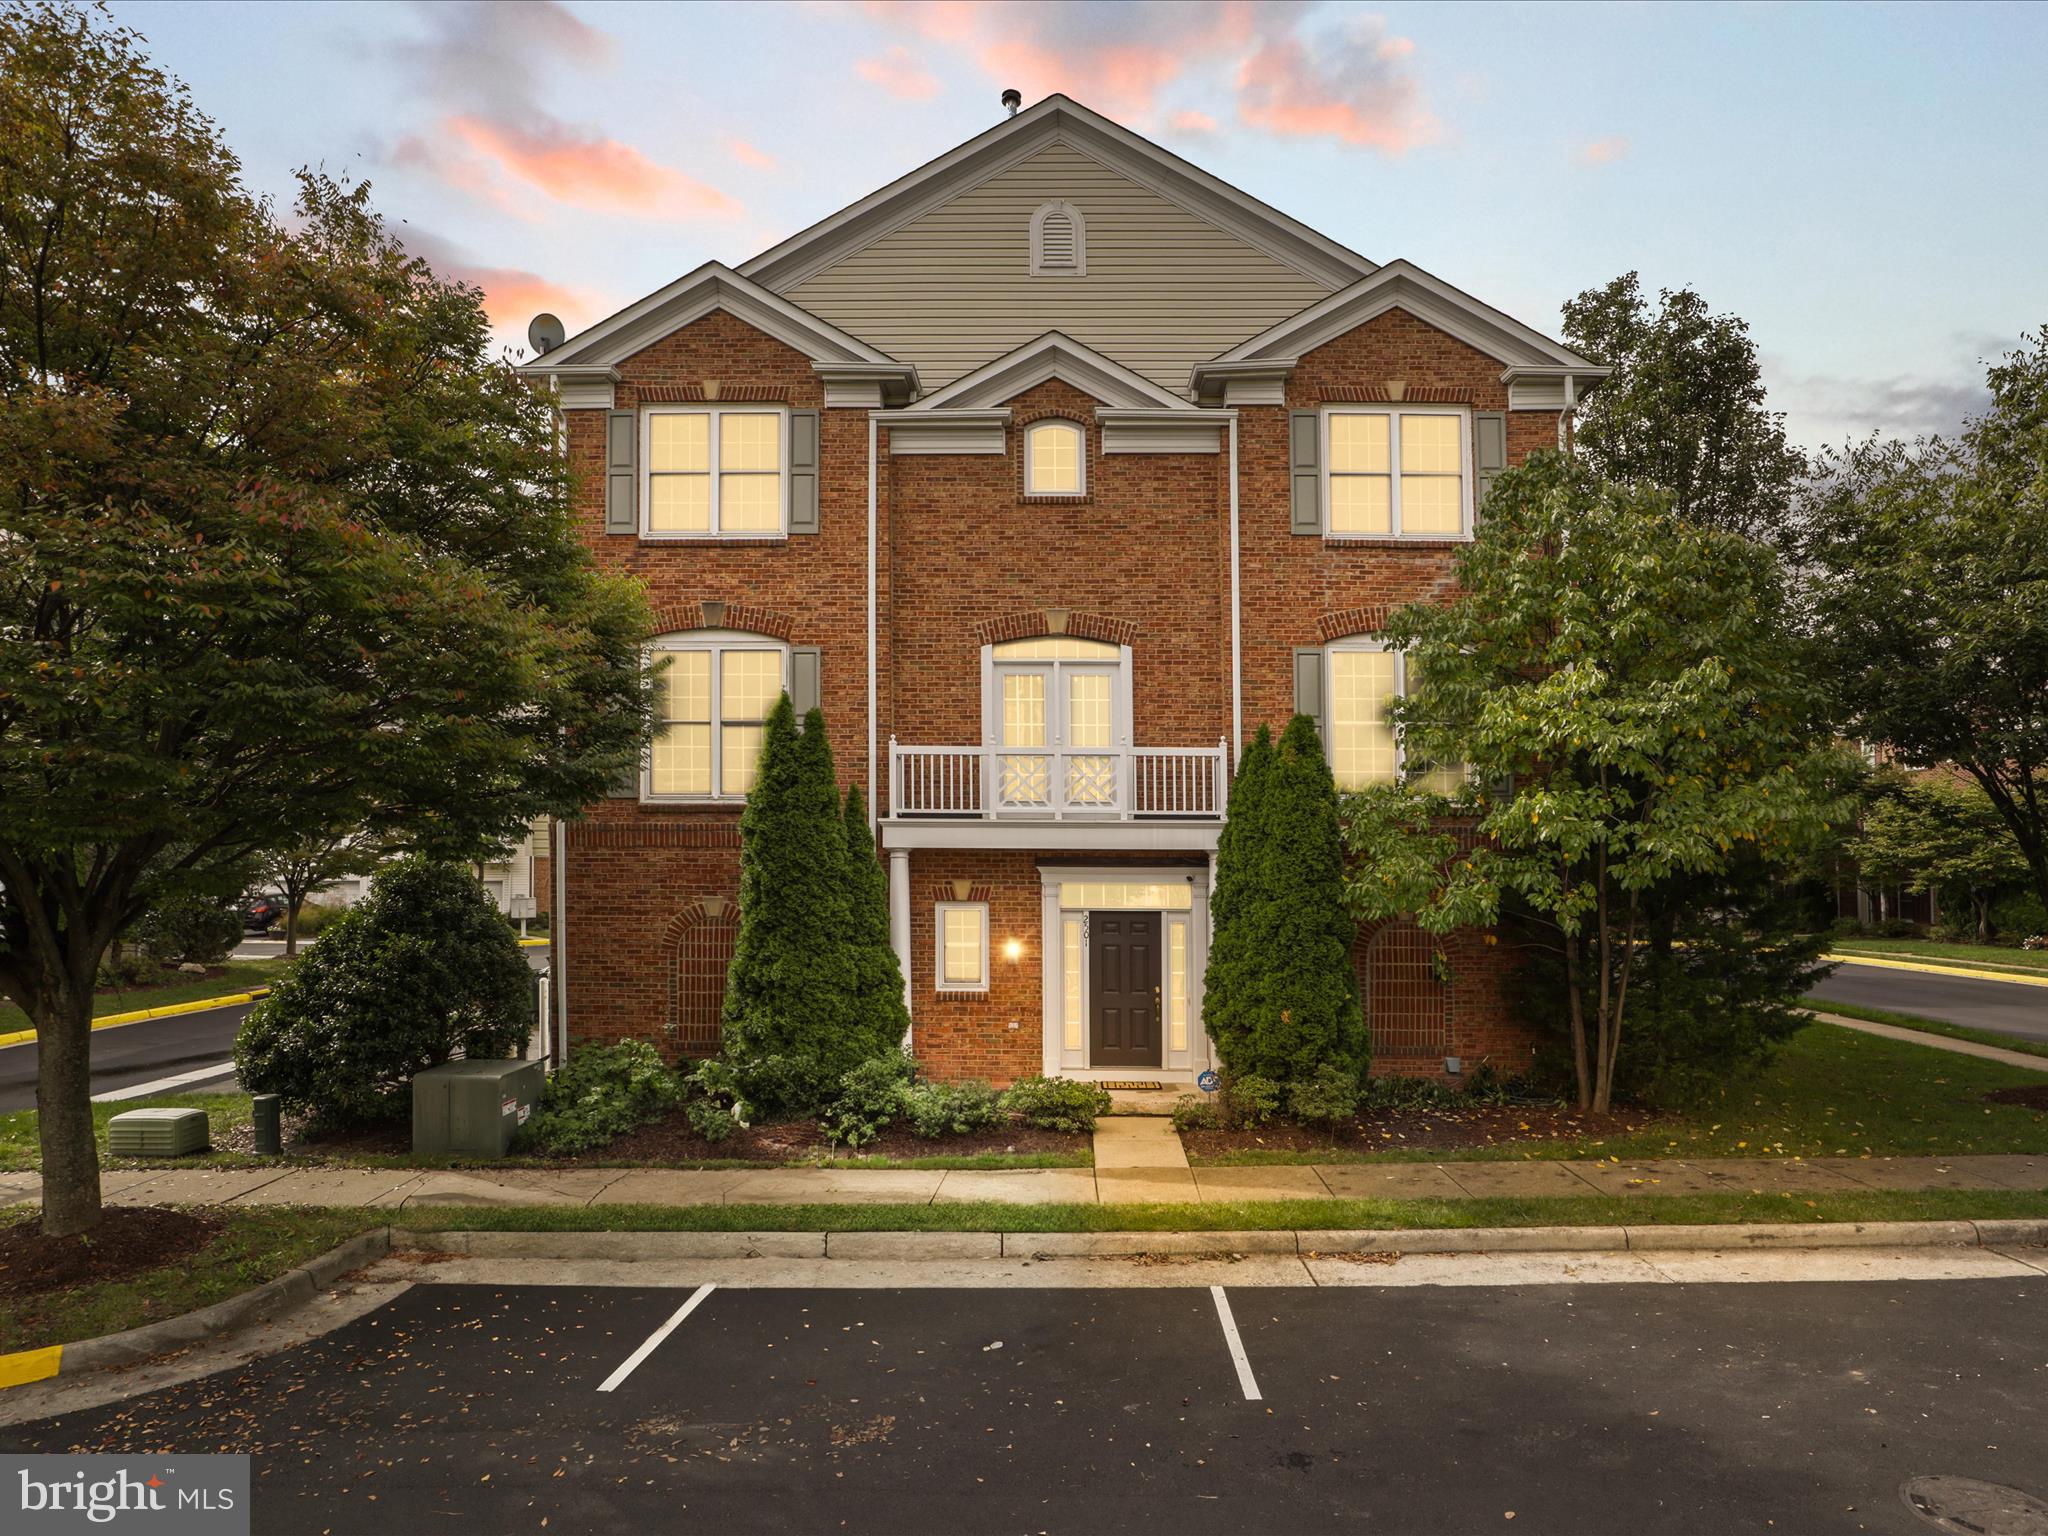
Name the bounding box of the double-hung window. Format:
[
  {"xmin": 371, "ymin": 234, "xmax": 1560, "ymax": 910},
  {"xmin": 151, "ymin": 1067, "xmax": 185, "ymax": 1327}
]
[
  {"xmin": 645, "ymin": 407, "xmax": 786, "ymax": 537},
  {"xmin": 1326, "ymin": 408, "xmax": 1470, "ymax": 539},
  {"xmin": 936, "ymin": 902, "xmax": 989, "ymax": 992},
  {"xmin": 1326, "ymin": 642, "xmax": 1465, "ymax": 794},
  {"xmin": 647, "ymin": 634, "xmax": 787, "ymax": 800}
]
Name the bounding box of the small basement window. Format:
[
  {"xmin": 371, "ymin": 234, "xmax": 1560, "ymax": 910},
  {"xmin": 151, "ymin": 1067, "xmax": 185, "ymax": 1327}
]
[{"xmin": 1030, "ymin": 200, "xmax": 1086, "ymax": 277}]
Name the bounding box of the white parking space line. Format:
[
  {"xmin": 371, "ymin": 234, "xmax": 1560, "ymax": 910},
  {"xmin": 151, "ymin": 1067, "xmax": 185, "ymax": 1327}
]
[
  {"xmin": 1210, "ymin": 1285, "xmax": 1263, "ymax": 1401},
  {"xmin": 93, "ymin": 1062, "xmax": 238, "ymax": 1102},
  {"xmin": 596, "ymin": 1283, "xmax": 717, "ymax": 1394}
]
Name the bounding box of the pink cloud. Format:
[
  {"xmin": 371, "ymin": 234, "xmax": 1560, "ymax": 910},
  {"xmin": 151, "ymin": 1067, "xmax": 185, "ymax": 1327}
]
[
  {"xmin": 1169, "ymin": 108, "xmax": 1219, "ymax": 137},
  {"xmin": 1573, "ymin": 135, "xmax": 1631, "ymax": 167},
  {"xmin": 859, "ymin": 0, "xmax": 1269, "ymax": 123},
  {"xmin": 857, "ymin": 43, "xmax": 942, "ymax": 100},
  {"xmin": 723, "ymin": 135, "xmax": 778, "ymax": 172},
  {"xmin": 442, "ymin": 114, "xmax": 740, "ymax": 218},
  {"xmin": 1235, "ymin": 15, "xmax": 1437, "ymax": 154},
  {"xmin": 464, "ymin": 267, "xmax": 601, "ymax": 332}
]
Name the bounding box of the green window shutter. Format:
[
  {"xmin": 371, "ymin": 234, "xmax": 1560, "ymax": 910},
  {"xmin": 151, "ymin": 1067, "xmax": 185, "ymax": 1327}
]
[
  {"xmin": 790, "ymin": 646, "xmax": 822, "ymax": 719},
  {"xmin": 1289, "ymin": 410, "xmax": 1321, "ymax": 536},
  {"xmin": 1474, "ymin": 411, "xmax": 1508, "ymax": 513},
  {"xmin": 605, "ymin": 410, "xmax": 637, "ymax": 535},
  {"xmin": 1292, "ymin": 648, "xmax": 1325, "ymax": 743},
  {"xmin": 787, "ymin": 409, "xmax": 820, "ymax": 534}
]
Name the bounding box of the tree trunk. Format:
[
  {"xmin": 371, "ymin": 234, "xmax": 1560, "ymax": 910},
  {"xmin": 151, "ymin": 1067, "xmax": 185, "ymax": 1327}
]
[
  {"xmin": 36, "ymin": 978, "xmax": 103, "ymax": 1237},
  {"xmin": 1975, "ymin": 892, "xmax": 1992, "ymax": 945},
  {"xmin": 1561, "ymin": 934, "xmax": 1592, "ymax": 1112},
  {"xmin": 285, "ymin": 894, "xmax": 303, "ymax": 959}
]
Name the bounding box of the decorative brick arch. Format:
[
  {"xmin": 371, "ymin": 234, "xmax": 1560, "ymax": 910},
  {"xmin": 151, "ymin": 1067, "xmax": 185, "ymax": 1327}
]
[
  {"xmin": 648, "ymin": 600, "xmax": 796, "ymax": 640},
  {"xmin": 1357, "ymin": 918, "xmax": 1450, "ymax": 1060},
  {"xmin": 665, "ymin": 897, "xmax": 739, "ymax": 1057},
  {"xmin": 970, "ymin": 608, "xmax": 1139, "ymax": 649},
  {"xmin": 1316, "ymin": 605, "xmax": 1395, "ymax": 643}
]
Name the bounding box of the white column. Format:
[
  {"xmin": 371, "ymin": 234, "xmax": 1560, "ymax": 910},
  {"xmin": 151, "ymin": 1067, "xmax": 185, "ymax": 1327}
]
[{"xmin": 889, "ymin": 848, "xmax": 913, "ymax": 1044}]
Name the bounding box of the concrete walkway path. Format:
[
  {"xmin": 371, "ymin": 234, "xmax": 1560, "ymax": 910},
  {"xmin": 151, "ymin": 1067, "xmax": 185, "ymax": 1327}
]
[
  {"xmin": 4, "ymin": 1151, "xmax": 2043, "ymax": 1212},
  {"xmin": 1814, "ymin": 1011, "xmax": 2048, "ymax": 1073}
]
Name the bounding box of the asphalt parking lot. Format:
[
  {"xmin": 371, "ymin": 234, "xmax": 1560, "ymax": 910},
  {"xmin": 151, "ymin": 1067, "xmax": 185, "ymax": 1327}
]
[{"xmin": 7, "ymin": 1274, "xmax": 2047, "ymax": 1533}]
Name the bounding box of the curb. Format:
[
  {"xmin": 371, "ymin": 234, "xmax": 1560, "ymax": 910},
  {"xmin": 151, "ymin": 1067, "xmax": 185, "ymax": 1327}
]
[
  {"xmin": 0, "ymin": 987, "xmax": 274, "ymax": 1050},
  {"xmin": 1822, "ymin": 950, "xmax": 2048, "ymax": 988},
  {"xmin": 0, "ymin": 1228, "xmax": 390, "ymax": 1391},
  {"xmin": 386, "ymin": 1218, "xmax": 2048, "ymax": 1265}
]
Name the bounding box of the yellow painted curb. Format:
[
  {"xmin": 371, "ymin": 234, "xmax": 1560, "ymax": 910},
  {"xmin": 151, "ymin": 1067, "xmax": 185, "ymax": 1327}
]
[
  {"xmin": 1824, "ymin": 952, "xmax": 2048, "ymax": 989},
  {"xmin": 0, "ymin": 987, "xmax": 273, "ymax": 1051},
  {"xmin": 517, "ymin": 937, "xmax": 550, "ymax": 948},
  {"xmin": 0, "ymin": 1344, "xmax": 62, "ymax": 1389}
]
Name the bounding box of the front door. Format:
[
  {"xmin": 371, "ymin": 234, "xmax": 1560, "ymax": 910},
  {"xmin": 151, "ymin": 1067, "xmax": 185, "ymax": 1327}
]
[{"xmin": 1089, "ymin": 911, "xmax": 1161, "ymax": 1067}]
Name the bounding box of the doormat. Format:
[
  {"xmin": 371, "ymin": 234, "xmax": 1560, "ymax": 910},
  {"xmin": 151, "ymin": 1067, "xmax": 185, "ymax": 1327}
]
[{"xmin": 1099, "ymin": 1081, "xmax": 1168, "ymax": 1091}]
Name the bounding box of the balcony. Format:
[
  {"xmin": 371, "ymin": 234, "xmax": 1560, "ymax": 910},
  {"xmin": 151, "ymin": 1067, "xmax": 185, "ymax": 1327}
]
[{"xmin": 889, "ymin": 738, "xmax": 1229, "ymax": 820}]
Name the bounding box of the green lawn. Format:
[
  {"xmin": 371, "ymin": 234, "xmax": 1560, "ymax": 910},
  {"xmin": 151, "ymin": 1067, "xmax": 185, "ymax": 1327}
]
[
  {"xmin": 0, "ymin": 1093, "xmax": 1090, "ymax": 1173},
  {"xmin": 1190, "ymin": 1024, "xmax": 2048, "ymax": 1166},
  {"xmin": 0, "ymin": 958, "xmax": 287, "ymax": 1036},
  {"xmin": 1811, "ymin": 1001, "xmax": 2048, "ymax": 1061},
  {"xmin": 11, "ymin": 1186, "xmax": 2048, "ymax": 1354},
  {"xmin": 1827, "ymin": 937, "xmax": 2048, "ymax": 975}
]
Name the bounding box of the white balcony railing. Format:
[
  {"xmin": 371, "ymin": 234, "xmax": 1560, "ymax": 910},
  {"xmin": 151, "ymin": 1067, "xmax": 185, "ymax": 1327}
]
[{"xmin": 889, "ymin": 737, "xmax": 1229, "ymax": 819}]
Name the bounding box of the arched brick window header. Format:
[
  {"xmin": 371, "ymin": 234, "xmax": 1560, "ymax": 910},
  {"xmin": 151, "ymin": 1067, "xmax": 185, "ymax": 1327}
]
[
  {"xmin": 1316, "ymin": 605, "xmax": 1395, "ymax": 643},
  {"xmin": 648, "ymin": 600, "xmax": 796, "ymax": 641},
  {"xmin": 971, "ymin": 608, "xmax": 1138, "ymax": 649}
]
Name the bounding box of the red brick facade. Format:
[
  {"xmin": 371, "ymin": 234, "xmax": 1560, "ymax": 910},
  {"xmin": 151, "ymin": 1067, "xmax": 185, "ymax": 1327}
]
[{"xmin": 552, "ymin": 301, "xmax": 1559, "ymax": 1084}]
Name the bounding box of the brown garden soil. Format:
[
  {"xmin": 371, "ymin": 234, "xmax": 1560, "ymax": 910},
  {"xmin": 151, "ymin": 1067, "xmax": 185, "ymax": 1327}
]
[
  {"xmin": 1984, "ymin": 1084, "xmax": 2048, "ymax": 1112},
  {"xmin": 283, "ymin": 1108, "xmax": 1086, "ymax": 1166},
  {"xmin": 0, "ymin": 1206, "xmax": 223, "ymax": 1299},
  {"xmin": 1180, "ymin": 1100, "xmax": 1663, "ymax": 1159}
]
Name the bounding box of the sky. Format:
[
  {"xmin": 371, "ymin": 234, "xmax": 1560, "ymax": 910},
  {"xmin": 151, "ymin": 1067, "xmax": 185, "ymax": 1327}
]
[{"xmin": 106, "ymin": 0, "xmax": 2048, "ymax": 448}]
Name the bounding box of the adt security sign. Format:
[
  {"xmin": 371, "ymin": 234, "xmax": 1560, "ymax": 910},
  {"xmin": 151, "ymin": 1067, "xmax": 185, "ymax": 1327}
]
[
  {"xmin": 5, "ymin": 1453, "xmax": 250, "ymax": 1534},
  {"xmin": 1197, "ymin": 1069, "xmax": 1220, "ymax": 1094}
]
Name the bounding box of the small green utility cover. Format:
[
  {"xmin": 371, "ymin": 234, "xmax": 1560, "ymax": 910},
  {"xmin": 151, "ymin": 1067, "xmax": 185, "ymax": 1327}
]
[{"xmin": 107, "ymin": 1106, "xmax": 211, "ymax": 1157}]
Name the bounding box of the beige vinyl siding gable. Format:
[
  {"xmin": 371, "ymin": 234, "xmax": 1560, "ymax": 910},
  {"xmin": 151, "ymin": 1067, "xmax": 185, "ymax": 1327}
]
[{"xmin": 782, "ymin": 142, "xmax": 1333, "ymax": 397}]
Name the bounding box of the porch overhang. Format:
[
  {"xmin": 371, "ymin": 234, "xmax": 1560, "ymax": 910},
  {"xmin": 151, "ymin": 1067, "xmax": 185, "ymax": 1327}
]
[{"xmin": 879, "ymin": 819, "xmax": 1221, "ymax": 853}]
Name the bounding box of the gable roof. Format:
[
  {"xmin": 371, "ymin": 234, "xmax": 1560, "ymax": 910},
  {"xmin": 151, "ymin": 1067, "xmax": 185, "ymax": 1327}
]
[
  {"xmin": 1193, "ymin": 259, "xmax": 1607, "ymax": 398},
  {"xmin": 909, "ymin": 330, "xmax": 1190, "ymax": 412},
  {"xmin": 739, "ymin": 94, "xmax": 1376, "ymax": 296},
  {"xmin": 517, "ymin": 260, "xmax": 916, "ymax": 397}
]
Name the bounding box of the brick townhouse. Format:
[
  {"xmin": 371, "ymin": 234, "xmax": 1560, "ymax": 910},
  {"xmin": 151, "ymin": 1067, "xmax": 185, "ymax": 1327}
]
[{"xmin": 523, "ymin": 94, "xmax": 1607, "ymax": 1088}]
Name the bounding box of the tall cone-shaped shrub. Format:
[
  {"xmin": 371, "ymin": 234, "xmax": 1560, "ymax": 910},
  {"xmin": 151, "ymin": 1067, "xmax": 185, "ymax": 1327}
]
[
  {"xmin": 719, "ymin": 698, "xmax": 858, "ymax": 1112},
  {"xmin": 842, "ymin": 783, "xmax": 911, "ymax": 1053},
  {"xmin": 1204, "ymin": 717, "xmax": 1365, "ymax": 1081}
]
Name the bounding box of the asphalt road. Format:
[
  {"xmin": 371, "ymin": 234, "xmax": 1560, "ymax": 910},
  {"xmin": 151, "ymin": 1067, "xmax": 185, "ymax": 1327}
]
[
  {"xmin": 5, "ymin": 1276, "xmax": 2045, "ymax": 1533},
  {"xmin": 1809, "ymin": 958, "xmax": 2048, "ymax": 1044},
  {"xmin": 0, "ymin": 947, "xmax": 548, "ymax": 1113}
]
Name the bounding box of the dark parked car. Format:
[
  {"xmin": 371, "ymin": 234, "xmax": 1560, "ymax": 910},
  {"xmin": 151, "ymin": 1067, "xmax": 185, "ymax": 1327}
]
[{"xmin": 241, "ymin": 894, "xmax": 287, "ymax": 933}]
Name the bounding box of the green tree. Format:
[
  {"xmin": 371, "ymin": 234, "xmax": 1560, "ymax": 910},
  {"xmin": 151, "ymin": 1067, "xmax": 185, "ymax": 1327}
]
[
  {"xmin": 717, "ymin": 702, "xmax": 863, "ymax": 1114},
  {"xmin": 842, "ymin": 783, "xmax": 911, "ymax": 1053},
  {"xmin": 234, "ymin": 858, "xmax": 534, "ymax": 1127},
  {"xmin": 1342, "ymin": 453, "xmax": 1843, "ymax": 1112},
  {"xmin": 254, "ymin": 831, "xmax": 387, "ymax": 957},
  {"xmin": 1203, "ymin": 718, "xmax": 1365, "ymax": 1083},
  {"xmin": 1563, "ymin": 272, "xmax": 1806, "ymax": 543},
  {"xmin": 1804, "ymin": 327, "xmax": 2048, "ymax": 922},
  {"xmin": 1856, "ymin": 777, "xmax": 2030, "ymax": 941},
  {"xmin": 0, "ymin": 5, "xmax": 652, "ymax": 1234}
]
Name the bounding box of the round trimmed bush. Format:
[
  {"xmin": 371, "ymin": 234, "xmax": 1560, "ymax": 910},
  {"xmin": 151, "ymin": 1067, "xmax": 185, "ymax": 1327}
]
[{"xmin": 233, "ymin": 858, "xmax": 534, "ymax": 1126}]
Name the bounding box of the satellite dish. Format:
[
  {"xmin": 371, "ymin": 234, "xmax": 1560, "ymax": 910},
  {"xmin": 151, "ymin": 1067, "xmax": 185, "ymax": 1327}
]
[{"xmin": 527, "ymin": 312, "xmax": 566, "ymax": 356}]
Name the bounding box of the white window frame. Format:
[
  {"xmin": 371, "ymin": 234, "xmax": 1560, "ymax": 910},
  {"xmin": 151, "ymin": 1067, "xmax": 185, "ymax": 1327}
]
[
  {"xmin": 1024, "ymin": 418, "xmax": 1087, "ymax": 497},
  {"xmin": 1325, "ymin": 639, "xmax": 1465, "ymax": 792},
  {"xmin": 641, "ymin": 404, "xmax": 789, "ymax": 541},
  {"xmin": 642, "ymin": 630, "xmax": 789, "ymax": 803},
  {"xmin": 1028, "ymin": 200, "xmax": 1087, "ymax": 277},
  {"xmin": 935, "ymin": 901, "xmax": 990, "ymax": 993},
  {"xmin": 1322, "ymin": 406, "xmax": 1474, "ymax": 541}
]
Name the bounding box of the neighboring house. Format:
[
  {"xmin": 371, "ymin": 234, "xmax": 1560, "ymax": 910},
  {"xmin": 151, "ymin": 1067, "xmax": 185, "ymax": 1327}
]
[{"xmin": 522, "ymin": 94, "xmax": 1607, "ymax": 1086}]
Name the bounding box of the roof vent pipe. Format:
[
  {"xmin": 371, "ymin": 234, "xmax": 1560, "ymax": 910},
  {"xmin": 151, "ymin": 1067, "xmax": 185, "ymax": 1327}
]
[{"xmin": 1001, "ymin": 88, "xmax": 1022, "ymax": 117}]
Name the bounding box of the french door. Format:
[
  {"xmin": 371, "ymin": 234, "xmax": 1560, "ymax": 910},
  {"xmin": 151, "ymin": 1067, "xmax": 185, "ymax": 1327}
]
[{"xmin": 994, "ymin": 662, "xmax": 1123, "ymax": 813}]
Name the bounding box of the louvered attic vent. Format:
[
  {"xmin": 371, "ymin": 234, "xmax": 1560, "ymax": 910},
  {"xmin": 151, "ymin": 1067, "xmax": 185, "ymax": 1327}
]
[{"xmin": 1030, "ymin": 200, "xmax": 1086, "ymax": 277}]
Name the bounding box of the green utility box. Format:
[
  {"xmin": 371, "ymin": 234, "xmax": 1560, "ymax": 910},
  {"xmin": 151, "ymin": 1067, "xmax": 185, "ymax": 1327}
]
[
  {"xmin": 107, "ymin": 1107, "xmax": 211, "ymax": 1157},
  {"xmin": 411, "ymin": 1057, "xmax": 546, "ymax": 1158}
]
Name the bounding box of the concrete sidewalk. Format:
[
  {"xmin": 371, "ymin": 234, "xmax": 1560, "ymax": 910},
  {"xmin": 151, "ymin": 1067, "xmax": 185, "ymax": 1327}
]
[{"xmin": 3, "ymin": 1151, "xmax": 2043, "ymax": 1212}]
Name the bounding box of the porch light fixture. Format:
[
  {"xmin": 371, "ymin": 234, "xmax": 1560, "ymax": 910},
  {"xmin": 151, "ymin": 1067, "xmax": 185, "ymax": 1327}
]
[{"xmin": 1002, "ymin": 937, "xmax": 1024, "ymax": 963}]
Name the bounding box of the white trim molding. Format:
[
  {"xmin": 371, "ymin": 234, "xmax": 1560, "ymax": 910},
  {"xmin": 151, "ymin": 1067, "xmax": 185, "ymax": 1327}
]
[
  {"xmin": 1097, "ymin": 407, "xmax": 1231, "ymax": 455},
  {"xmin": 913, "ymin": 330, "xmax": 1186, "ymax": 413},
  {"xmin": 934, "ymin": 901, "xmax": 991, "ymax": 993},
  {"xmin": 881, "ymin": 408, "xmax": 1012, "ymax": 456}
]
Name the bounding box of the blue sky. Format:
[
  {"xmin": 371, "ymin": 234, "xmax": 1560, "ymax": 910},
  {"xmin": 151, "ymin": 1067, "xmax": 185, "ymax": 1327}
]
[{"xmin": 110, "ymin": 0, "xmax": 2048, "ymax": 446}]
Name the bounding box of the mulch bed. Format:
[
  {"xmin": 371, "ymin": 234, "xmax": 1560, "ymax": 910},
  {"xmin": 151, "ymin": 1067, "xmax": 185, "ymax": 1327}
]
[
  {"xmin": 279, "ymin": 1107, "xmax": 1085, "ymax": 1166},
  {"xmin": 0, "ymin": 1206, "xmax": 223, "ymax": 1299},
  {"xmin": 1984, "ymin": 1084, "xmax": 2048, "ymax": 1112},
  {"xmin": 1180, "ymin": 1101, "xmax": 1663, "ymax": 1159}
]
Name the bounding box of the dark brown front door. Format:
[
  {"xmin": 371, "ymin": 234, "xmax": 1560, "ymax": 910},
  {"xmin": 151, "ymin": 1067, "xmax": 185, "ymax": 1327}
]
[{"xmin": 1089, "ymin": 912, "xmax": 1161, "ymax": 1067}]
